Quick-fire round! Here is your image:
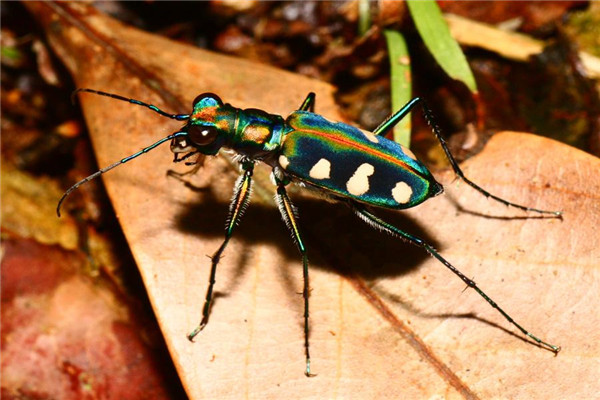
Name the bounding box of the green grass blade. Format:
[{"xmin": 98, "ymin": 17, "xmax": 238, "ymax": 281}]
[
  {"xmin": 407, "ymin": 0, "xmax": 477, "ymax": 93},
  {"xmin": 358, "ymin": 0, "xmax": 371, "ymax": 36},
  {"xmin": 384, "ymin": 30, "xmax": 412, "ymax": 147}
]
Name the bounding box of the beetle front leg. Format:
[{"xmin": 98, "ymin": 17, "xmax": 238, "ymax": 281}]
[
  {"xmin": 188, "ymin": 161, "xmax": 254, "ymax": 341},
  {"xmin": 274, "ymin": 176, "xmax": 315, "ymax": 377}
]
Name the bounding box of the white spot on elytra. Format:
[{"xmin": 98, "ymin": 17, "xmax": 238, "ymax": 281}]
[
  {"xmin": 279, "ymin": 155, "xmax": 290, "ymax": 169},
  {"xmin": 362, "ymin": 130, "xmax": 379, "ymax": 143},
  {"xmin": 391, "ymin": 181, "xmax": 413, "ymax": 204},
  {"xmin": 346, "ymin": 163, "xmax": 375, "ymax": 196},
  {"xmin": 309, "ymin": 158, "xmax": 331, "ymax": 180},
  {"xmin": 401, "ymin": 145, "xmax": 417, "ymax": 160}
]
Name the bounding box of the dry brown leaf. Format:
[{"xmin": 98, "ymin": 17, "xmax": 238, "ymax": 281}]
[{"xmin": 27, "ymin": 3, "xmax": 600, "ymax": 399}]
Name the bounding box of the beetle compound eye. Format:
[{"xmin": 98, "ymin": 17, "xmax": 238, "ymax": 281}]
[
  {"xmin": 193, "ymin": 93, "xmax": 222, "ymax": 108},
  {"xmin": 193, "ymin": 94, "xmax": 207, "ymax": 107},
  {"xmin": 188, "ymin": 125, "xmax": 218, "ymax": 146}
]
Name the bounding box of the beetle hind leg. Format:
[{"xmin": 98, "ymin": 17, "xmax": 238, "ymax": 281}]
[
  {"xmin": 351, "ymin": 201, "xmax": 561, "ymax": 354},
  {"xmin": 298, "ymin": 92, "xmax": 316, "ymax": 112}
]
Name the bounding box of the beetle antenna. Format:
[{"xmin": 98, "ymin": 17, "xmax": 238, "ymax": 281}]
[
  {"xmin": 72, "ymin": 89, "xmax": 190, "ymax": 121},
  {"xmin": 57, "ymin": 131, "xmax": 187, "ymax": 217}
]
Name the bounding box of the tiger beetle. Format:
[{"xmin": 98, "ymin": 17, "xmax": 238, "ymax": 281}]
[{"xmin": 58, "ymin": 88, "xmax": 562, "ymax": 376}]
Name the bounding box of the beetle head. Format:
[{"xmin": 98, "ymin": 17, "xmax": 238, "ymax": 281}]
[{"xmin": 171, "ymin": 93, "xmax": 228, "ymax": 156}]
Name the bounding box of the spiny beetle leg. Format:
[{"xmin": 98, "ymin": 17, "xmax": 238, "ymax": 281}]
[
  {"xmin": 351, "ymin": 202, "xmax": 561, "ymax": 354},
  {"xmin": 419, "ymin": 102, "xmax": 562, "ymax": 217},
  {"xmin": 274, "ymin": 176, "xmax": 315, "ymax": 377},
  {"xmin": 188, "ymin": 161, "xmax": 255, "ymax": 341},
  {"xmin": 375, "ymin": 97, "xmax": 562, "ymax": 217}
]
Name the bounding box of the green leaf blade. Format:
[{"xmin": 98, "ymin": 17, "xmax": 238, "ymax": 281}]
[
  {"xmin": 407, "ymin": 0, "xmax": 477, "ymax": 93},
  {"xmin": 384, "ymin": 30, "xmax": 412, "ymax": 147}
]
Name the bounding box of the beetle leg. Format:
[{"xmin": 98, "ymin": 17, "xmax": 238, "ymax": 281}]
[
  {"xmin": 188, "ymin": 161, "xmax": 254, "ymax": 341},
  {"xmin": 298, "ymin": 92, "xmax": 316, "ymax": 112},
  {"xmin": 419, "ymin": 102, "xmax": 562, "ymax": 217},
  {"xmin": 375, "ymin": 97, "xmax": 562, "ymax": 217},
  {"xmin": 351, "ymin": 201, "xmax": 561, "ymax": 354},
  {"xmin": 373, "ymin": 97, "xmax": 421, "ymax": 136},
  {"xmin": 274, "ymin": 177, "xmax": 315, "ymax": 377}
]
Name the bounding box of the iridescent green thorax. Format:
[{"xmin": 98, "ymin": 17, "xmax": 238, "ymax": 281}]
[
  {"xmin": 190, "ymin": 98, "xmax": 286, "ymax": 159},
  {"xmin": 231, "ymin": 108, "xmax": 286, "ymax": 158}
]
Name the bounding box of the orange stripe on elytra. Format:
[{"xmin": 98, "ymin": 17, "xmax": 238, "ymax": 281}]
[{"xmin": 295, "ymin": 127, "xmax": 421, "ymax": 176}]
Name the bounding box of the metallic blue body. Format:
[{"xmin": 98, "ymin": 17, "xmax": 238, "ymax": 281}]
[{"xmin": 276, "ymin": 111, "xmax": 443, "ymax": 209}]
